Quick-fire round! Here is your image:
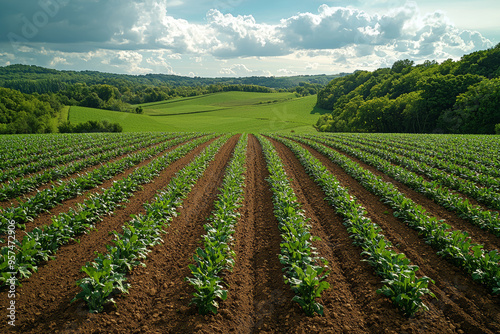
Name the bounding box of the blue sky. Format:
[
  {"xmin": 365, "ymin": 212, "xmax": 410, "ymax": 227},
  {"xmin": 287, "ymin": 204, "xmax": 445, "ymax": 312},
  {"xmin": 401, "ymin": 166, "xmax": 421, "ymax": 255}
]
[{"xmin": 0, "ymin": 0, "xmax": 498, "ymax": 77}]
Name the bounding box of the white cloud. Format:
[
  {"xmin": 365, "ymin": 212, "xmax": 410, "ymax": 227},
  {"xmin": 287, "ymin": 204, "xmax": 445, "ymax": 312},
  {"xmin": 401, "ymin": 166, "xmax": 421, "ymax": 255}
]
[
  {"xmin": 107, "ymin": 51, "xmax": 151, "ymax": 74},
  {"xmin": 0, "ymin": 1, "xmax": 494, "ymax": 76},
  {"xmin": 305, "ymin": 62, "xmax": 319, "ymax": 70},
  {"xmin": 219, "ymin": 63, "xmax": 254, "ymax": 76},
  {"xmin": 277, "ymin": 68, "xmax": 297, "ymax": 75},
  {"xmin": 206, "ymin": 9, "xmax": 286, "ymax": 58},
  {"xmin": 167, "ymin": 53, "xmax": 182, "ymax": 59},
  {"xmin": 219, "ymin": 63, "xmax": 273, "ymax": 77},
  {"xmin": 49, "ymin": 56, "xmax": 69, "ymax": 66},
  {"xmin": 146, "ymin": 51, "xmax": 176, "ymax": 74}
]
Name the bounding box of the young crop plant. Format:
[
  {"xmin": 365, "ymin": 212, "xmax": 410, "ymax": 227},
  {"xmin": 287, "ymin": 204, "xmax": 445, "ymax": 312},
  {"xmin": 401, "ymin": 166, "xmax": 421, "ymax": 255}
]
[
  {"xmin": 256, "ymin": 135, "xmax": 330, "ymax": 317},
  {"xmin": 0, "ymin": 133, "xmax": 198, "ymax": 235},
  {"xmin": 0, "ymin": 134, "xmax": 215, "ymax": 288},
  {"xmin": 272, "ymin": 134, "xmax": 436, "ymax": 317},
  {"xmin": 73, "ymin": 135, "xmax": 231, "ymax": 313},
  {"xmin": 328, "ymin": 135, "xmax": 500, "ymax": 210},
  {"xmin": 313, "ymin": 135, "xmax": 500, "ymax": 237},
  {"xmin": 296, "ymin": 134, "xmax": 500, "ymax": 296},
  {"xmin": 0, "ymin": 133, "xmax": 156, "ymax": 182},
  {"xmin": 335, "ymin": 133, "xmax": 500, "ymax": 180},
  {"xmin": 187, "ymin": 134, "xmax": 247, "ymax": 315},
  {"xmin": 0, "ymin": 133, "xmax": 172, "ymax": 201}
]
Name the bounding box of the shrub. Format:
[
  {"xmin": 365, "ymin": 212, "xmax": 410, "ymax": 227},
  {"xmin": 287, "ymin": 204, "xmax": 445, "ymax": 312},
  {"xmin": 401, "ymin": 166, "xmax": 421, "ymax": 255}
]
[{"xmin": 58, "ymin": 120, "xmax": 122, "ymax": 133}]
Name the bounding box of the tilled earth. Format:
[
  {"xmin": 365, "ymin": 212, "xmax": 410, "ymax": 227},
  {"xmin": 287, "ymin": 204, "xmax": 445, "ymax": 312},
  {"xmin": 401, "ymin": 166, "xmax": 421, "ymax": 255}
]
[{"xmin": 1, "ymin": 134, "xmax": 499, "ymax": 333}]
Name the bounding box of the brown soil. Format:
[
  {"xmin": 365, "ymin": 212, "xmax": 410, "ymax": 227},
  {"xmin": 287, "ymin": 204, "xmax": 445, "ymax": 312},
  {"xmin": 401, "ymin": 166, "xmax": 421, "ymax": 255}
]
[
  {"xmin": 314, "ymin": 139, "xmax": 500, "ymax": 252},
  {"xmin": 0, "ymin": 135, "xmax": 219, "ymax": 333},
  {"xmin": 0, "ymin": 134, "xmax": 148, "ymax": 189},
  {"xmin": 271, "ymin": 137, "xmax": 500, "ymax": 333},
  {"xmin": 0, "ymin": 134, "xmax": 177, "ymax": 210},
  {"xmin": 1, "ymin": 134, "xmax": 498, "ymax": 334},
  {"xmin": 347, "ymin": 140, "xmax": 500, "ymax": 213},
  {"xmin": 0, "ymin": 136, "xmax": 194, "ymax": 245}
]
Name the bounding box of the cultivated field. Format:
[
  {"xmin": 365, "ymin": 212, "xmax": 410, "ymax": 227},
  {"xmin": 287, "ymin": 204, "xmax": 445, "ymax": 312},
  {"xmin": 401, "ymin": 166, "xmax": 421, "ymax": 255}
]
[
  {"xmin": 69, "ymin": 92, "xmax": 328, "ymax": 133},
  {"xmin": 1, "ymin": 132, "xmax": 499, "ymax": 333}
]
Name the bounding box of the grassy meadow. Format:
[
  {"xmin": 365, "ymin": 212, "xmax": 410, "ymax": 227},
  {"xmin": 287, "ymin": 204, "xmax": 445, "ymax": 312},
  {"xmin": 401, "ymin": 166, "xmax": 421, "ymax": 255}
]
[{"xmin": 68, "ymin": 92, "xmax": 329, "ymax": 133}]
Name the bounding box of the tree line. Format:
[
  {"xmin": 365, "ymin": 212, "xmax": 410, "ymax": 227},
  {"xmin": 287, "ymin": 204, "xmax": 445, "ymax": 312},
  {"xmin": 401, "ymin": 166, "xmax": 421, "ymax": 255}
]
[
  {"xmin": 316, "ymin": 43, "xmax": 500, "ymax": 134},
  {"xmin": 0, "ymin": 65, "xmax": 341, "ymax": 93}
]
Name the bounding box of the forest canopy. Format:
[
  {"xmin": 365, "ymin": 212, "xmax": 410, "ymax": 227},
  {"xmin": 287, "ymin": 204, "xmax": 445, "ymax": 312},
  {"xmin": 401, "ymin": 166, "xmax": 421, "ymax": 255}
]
[
  {"xmin": 316, "ymin": 43, "xmax": 500, "ymax": 134},
  {"xmin": 0, "ymin": 87, "xmax": 60, "ymax": 134}
]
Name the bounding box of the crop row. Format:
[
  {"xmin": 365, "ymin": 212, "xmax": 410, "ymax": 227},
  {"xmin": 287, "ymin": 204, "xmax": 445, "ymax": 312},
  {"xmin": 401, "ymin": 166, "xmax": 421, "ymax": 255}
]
[
  {"xmin": 310, "ymin": 135, "xmax": 500, "ymax": 237},
  {"xmin": 0, "ymin": 134, "xmax": 217, "ymax": 287},
  {"xmin": 0, "ymin": 133, "xmax": 122, "ymax": 164},
  {"xmin": 0, "ymin": 133, "xmax": 178, "ymax": 201},
  {"xmin": 0, "ymin": 132, "xmax": 159, "ymax": 182},
  {"xmin": 0, "ymin": 133, "xmax": 199, "ymax": 236},
  {"xmin": 73, "ymin": 134, "xmax": 231, "ymax": 312},
  {"xmin": 271, "ymin": 135, "xmax": 434, "ymax": 316},
  {"xmin": 257, "ymin": 135, "xmax": 330, "ymax": 316},
  {"xmin": 332, "ymin": 133, "xmax": 500, "ymax": 191},
  {"xmin": 354, "ymin": 133, "xmax": 500, "ymax": 161},
  {"xmin": 332, "ymin": 135, "xmax": 500, "ymax": 208},
  {"xmin": 332, "ymin": 133, "xmax": 500, "ymax": 177},
  {"xmin": 294, "ymin": 135, "xmax": 500, "ymax": 295},
  {"xmin": 187, "ymin": 134, "xmax": 248, "ymax": 315}
]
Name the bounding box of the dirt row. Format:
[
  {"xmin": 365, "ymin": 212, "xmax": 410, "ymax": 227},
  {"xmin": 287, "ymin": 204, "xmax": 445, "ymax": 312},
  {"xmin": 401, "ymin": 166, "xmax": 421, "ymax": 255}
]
[
  {"xmin": 0, "ymin": 134, "xmax": 222, "ymax": 333},
  {"xmin": 0, "ymin": 135, "xmax": 195, "ymax": 247},
  {"xmin": 340, "ymin": 139, "xmax": 500, "ymax": 213},
  {"xmin": 0, "ymin": 134, "xmax": 180, "ymax": 211},
  {"xmin": 270, "ymin": 137, "xmax": 500, "ymax": 333},
  {"xmin": 0, "ymin": 133, "xmax": 156, "ymax": 190},
  {"xmin": 1, "ymin": 134, "xmax": 499, "ymax": 333},
  {"xmin": 313, "ymin": 138, "xmax": 500, "ymax": 253}
]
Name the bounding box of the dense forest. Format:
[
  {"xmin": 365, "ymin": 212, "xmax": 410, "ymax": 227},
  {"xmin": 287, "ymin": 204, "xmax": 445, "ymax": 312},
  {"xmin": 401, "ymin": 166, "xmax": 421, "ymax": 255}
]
[
  {"xmin": 316, "ymin": 43, "xmax": 500, "ymax": 134},
  {"xmin": 0, "ymin": 87, "xmax": 59, "ymax": 134}
]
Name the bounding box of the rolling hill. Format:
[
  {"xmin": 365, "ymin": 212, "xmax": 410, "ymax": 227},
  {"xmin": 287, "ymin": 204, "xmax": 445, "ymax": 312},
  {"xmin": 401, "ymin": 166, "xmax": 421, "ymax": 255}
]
[{"xmin": 68, "ymin": 91, "xmax": 328, "ymax": 133}]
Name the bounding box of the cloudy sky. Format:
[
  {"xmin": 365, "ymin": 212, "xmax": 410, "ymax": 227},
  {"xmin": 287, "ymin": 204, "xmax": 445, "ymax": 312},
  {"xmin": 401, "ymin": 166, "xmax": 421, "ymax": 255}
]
[{"xmin": 0, "ymin": 0, "xmax": 498, "ymax": 77}]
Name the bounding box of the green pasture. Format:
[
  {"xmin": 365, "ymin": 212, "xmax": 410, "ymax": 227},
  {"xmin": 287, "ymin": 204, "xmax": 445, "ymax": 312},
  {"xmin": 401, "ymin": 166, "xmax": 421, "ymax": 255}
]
[{"xmin": 68, "ymin": 92, "xmax": 329, "ymax": 133}]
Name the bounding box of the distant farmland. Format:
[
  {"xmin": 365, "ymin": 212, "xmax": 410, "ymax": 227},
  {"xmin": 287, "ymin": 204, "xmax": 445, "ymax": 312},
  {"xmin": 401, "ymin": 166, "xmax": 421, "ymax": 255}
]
[{"xmin": 68, "ymin": 91, "xmax": 328, "ymax": 133}]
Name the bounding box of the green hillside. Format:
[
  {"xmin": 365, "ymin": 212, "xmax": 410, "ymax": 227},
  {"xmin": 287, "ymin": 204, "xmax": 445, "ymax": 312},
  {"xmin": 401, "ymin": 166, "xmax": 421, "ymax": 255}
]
[
  {"xmin": 316, "ymin": 43, "xmax": 500, "ymax": 134},
  {"xmin": 69, "ymin": 91, "xmax": 326, "ymax": 133}
]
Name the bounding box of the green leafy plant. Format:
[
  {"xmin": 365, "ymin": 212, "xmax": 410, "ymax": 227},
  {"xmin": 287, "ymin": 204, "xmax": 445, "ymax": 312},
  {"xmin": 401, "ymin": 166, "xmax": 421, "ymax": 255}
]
[
  {"xmin": 72, "ymin": 259, "xmax": 129, "ymax": 313},
  {"xmin": 378, "ymin": 271, "xmax": 435, "ymax": 317},
  {"xmin": 257, "ymin": 135, "xmax": 330, "ymax": 316},
  {"xmin": 288, "ymin": 265, "xmax": 330, "ymax": 316},
  {"xmin": 187, "ymin": 135, "xmax": 247, "ymax": 315},
  {"xmin": 73, "ymin": 135, "xmax": 231, "ymax": 312},
  {"xmin": 271, "ymin": 134, "xmax": 437, "ymax": 316}
]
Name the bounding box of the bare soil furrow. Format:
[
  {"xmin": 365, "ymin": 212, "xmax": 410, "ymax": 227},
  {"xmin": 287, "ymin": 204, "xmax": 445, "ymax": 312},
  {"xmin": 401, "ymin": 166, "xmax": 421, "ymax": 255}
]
[
  {"xmin": 0, "ymin": 134, "xmax": 174, "ymax": 210},
  {"xmin": 0, "ymin": 136, "xmax": 217, "ymax": 334},
  {"xmin": 0, "ymin": 136, "xmax": 177, "ymax": 211},
  {"xmin": 271, "ymin": 137, "xmax": 471, "ymax": 333},
  {"xmin": 2, "ymin": 132, "xmax": 498, "ymax": 334},
  {"xmin": 1, "ymin": 136, "xmax": 193, "ymax": 240},
  {"xmin": 317, "ymin": 140, "xmax": 500, "ymax": 251},
  {"xmin": 71, "ymin": 135, "xmax": 239, "ymax": 334},
  {"xmin": 296, "ymin": 139, "xmax": 500, "ymax": 333}
]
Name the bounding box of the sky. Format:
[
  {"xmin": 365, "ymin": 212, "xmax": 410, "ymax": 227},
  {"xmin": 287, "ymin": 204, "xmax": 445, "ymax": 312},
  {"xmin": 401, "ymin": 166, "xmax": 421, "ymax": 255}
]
[{"xmin": 0, "ymin": 0, "xmax": 498, "ymax": 77}]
